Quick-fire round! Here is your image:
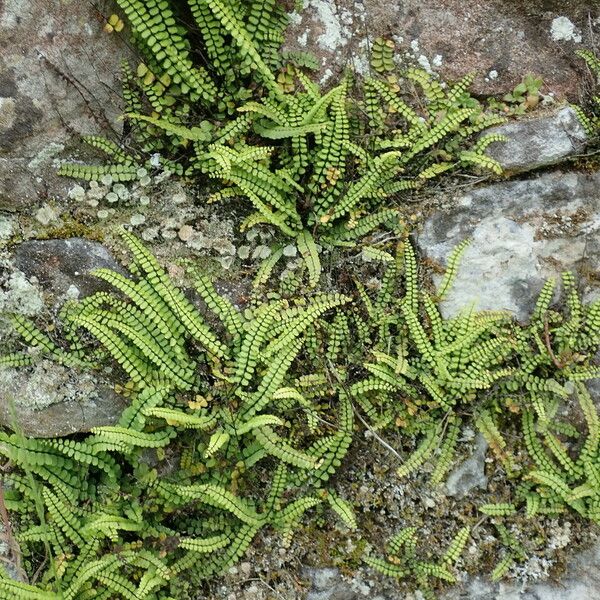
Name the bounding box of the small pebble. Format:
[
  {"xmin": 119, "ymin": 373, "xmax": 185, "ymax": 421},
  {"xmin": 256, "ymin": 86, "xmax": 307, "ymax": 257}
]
[{"xmin": 178, "ymin": 225, "xmax": 194, "ymax": 242}]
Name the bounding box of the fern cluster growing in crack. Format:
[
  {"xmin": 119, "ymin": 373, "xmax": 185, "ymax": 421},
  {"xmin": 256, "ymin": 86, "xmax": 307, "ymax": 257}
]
[{"xmin": 58, "ymin": 0, "xmax": 507, "ymax": 254}]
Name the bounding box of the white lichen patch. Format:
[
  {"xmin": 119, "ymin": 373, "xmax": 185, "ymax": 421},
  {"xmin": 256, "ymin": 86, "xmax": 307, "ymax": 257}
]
[
  {"xmin": 68, "ymin": 184, "xmax": 86, "ymax": 201},
  {"xmin": 320, "ymin": 67, "xmax": 334, "ymax": 84},
  {"xmin": 0, "ymin": 216, "xmax": 13, "ymax": 240},
  {"xmin": 310, "ymin": 0, "xmax": 350, "ymax": 51},
  {"xmin": 252, "ymin": 245, "xmax": 272, "ymax": 260},
  {"xmin": 141, "ymin": 226, "xmax": 160, "ymax": 241},
  {"xmin": 512, "ymin": 555, "xmax": 553, "ymax": 583},
  {"xmin": 297, "ymin": 30, "xmax": 308, "ymax": 47},
  {"xmin": 548, "ymin": 521, "xmax": 572, "ymax": 550},
  {"xmin": 237, "ymin": 245, "xmax": 251, "ymax": 260},
  {"xmin": 550, "ymin": 16, "xmax": 582, "ymax": 43},
  {"xmin": 218, "ymin": 255, "xmax": 235, "ymax": 270},
  {"xmin": 0, "ymin": 359, "xmax": 103, "ymax": 411},
  {"xmin": 27, "ymin": 142, "xmax": 64, "ymax": 171},
  {"xmin": 0, "ymin": 270, "xmax": 44, "ymax": 316},
  {"xmin": 352, "ymin": 38, "xmax": 370, "ymax": 76},
  {"xmin": 184, "ymin": 214, "xmax": 236, "ymax": 257},
  {"xmin": 129, "ymin": 213, "xmax": 146, "ymax": 226},
  {"xmin": 303, "ymin": 0, "xmax": 370, "ymax": 76},
  {"xmin": 283, "ymin": 244, "xmax": 297, "ymax": 257},
  {"xmin": 35, "ymin": 204, "xmax": 60, "ymax": 226},
  {"xmin": 408, "ymin": 39, "xmax": 443, "ymax": 74}
]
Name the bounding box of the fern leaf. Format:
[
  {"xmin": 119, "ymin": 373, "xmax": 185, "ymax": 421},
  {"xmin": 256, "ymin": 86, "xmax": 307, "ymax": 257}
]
[
  {"xmin": 436, "ymin": 240, "xmax": 470, "ymax": 301},
  {"xmin": 178, "ymin": 534, "xmax": 230, "ymax": 553},
  {"xmin": 253, "ymin": 426, "xmax": 317, "ymax": 470},
  {"xmin": 296, "ymin": 230, "xmax": 321, "ymax": 287},
  {"xmin": 397, "ymin": 426, "xmax": 438, "ymax": 478},
  {"xmin": 363, "ymin": 555, "xmax": 407, "ymax": 578},
  {"xmin": 326, "ymin": 492, "xmax": 357, "ymax": 529}
]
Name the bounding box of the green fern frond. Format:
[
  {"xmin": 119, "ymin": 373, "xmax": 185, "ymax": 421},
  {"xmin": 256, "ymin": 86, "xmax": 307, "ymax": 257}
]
[
  {"xmin": 397, "ymin": 426, "xmax": 439, "ymax": 478},
  {"xmin": 326, "ymin": 491, "xmax": 357, "ymax": 529},
  {"xmin": 296, "ymin": 230, "xmax": 321, "ymax": 287},
  {"xmin": 116, "ymin": 0, "xmax": 218, "ymax": 103},
  {"xmin": 363, "ymin": 556, "xmax": 408, "ymax": 578},
  {"xmin": 253, "ymin": 426, "xmax": 317, "ymax": 470}
]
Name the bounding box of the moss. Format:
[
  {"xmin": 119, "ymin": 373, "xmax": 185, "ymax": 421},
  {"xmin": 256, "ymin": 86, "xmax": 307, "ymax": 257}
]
[{"xmin": 35, "ymin": 219, "xmax": 106, "ymax": 243}]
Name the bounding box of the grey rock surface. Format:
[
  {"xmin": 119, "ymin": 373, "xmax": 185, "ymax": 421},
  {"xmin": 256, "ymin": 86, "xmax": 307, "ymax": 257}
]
[
  {"xmin": 442, "ymin": 538, "xmax": 600, "ymax": 600},
  {"xmin": 418, "ymin": 171, "xmax": 600, "ymax": 321},
  {"xmin": 284, "ymin": 0, "xmax": 597, "ymax": 97},
  {"xmin": 303, "ymin": 567, "xmax": 387, "ymax": 600},
  {"xmin": 0, "ymin": 238, "xmax": 127, "ymax": 436},
  {"xmin": 0, "ymin": 0, "xmax": 134, "ymax": 211},
  {"xmin": 13, "ymin": 237, "xmax": 125, "ymax": 304},
  {"xmin": 484, "ymin": 107, "xmax": 588, "ymax": 173},
  {"xmin": 0, "ymin": 360, "xmax": 127, "ymax": 437},
  {"xmin": 444, "ymin": 434, "xmax": 488, "ymax": 499},
  {"xmin": 301, "ymin": 538, "xmax": 600, "ymax": 600}
]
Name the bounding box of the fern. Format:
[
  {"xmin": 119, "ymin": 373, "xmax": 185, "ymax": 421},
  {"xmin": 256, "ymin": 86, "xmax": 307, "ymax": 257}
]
[
  {"xmin": 59, "ymin": 9, "xmax": 506, "ymax": 259},
  {"xmin": 574, "ymin": 50, "xmax": 600, "ymax": 134},
  {"xmin": 325, "ymin": 491, "xmax": 357, "ymax": 530},
  {"xmin": 365, "ymin": 525, "xmax": 469, "ymax": 586},
  {"xmin": 5, "ymin": 6, "xmax": 600, "ymax": 589}
]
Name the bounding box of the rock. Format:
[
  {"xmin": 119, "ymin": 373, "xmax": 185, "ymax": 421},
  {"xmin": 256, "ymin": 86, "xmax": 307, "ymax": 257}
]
[
  {"xmin": 0, "ymin": 360, "xmax": 127, "ymax": 437},
  {"xmin": 484, "ymin": 107, "xmax": 588, "ymax": 173},
  {"xmin": 442, "ymin": 540, "xmax": 600, "ymax": 599},
  {"xmin": 0, "ymin": 0, "xmax": 135, "ymax": 212},
  {"xmin": 418, "ymin": 171, "xmax": 600, "ymax": 321},
  {"xmin": 306, "ymin": 567, "xmax": 341, "ymax": 593},
  {"xmin": 303, "ymin": 567, "xmax": 391, "ymax": 600},
  {"xmin": 0, "ymin": 238, "xmax": 127, "ymax": 436},
  {"xmin": 445, "ymin": 434, "xmax": 488, "ymax": 498},
  {"xmin": 284, "ymin": 0, "xmax": 597, "ymax": 97},
  {"xmin": 12, "ymin": 238, "xmax": 125, "ymax": 304}
]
